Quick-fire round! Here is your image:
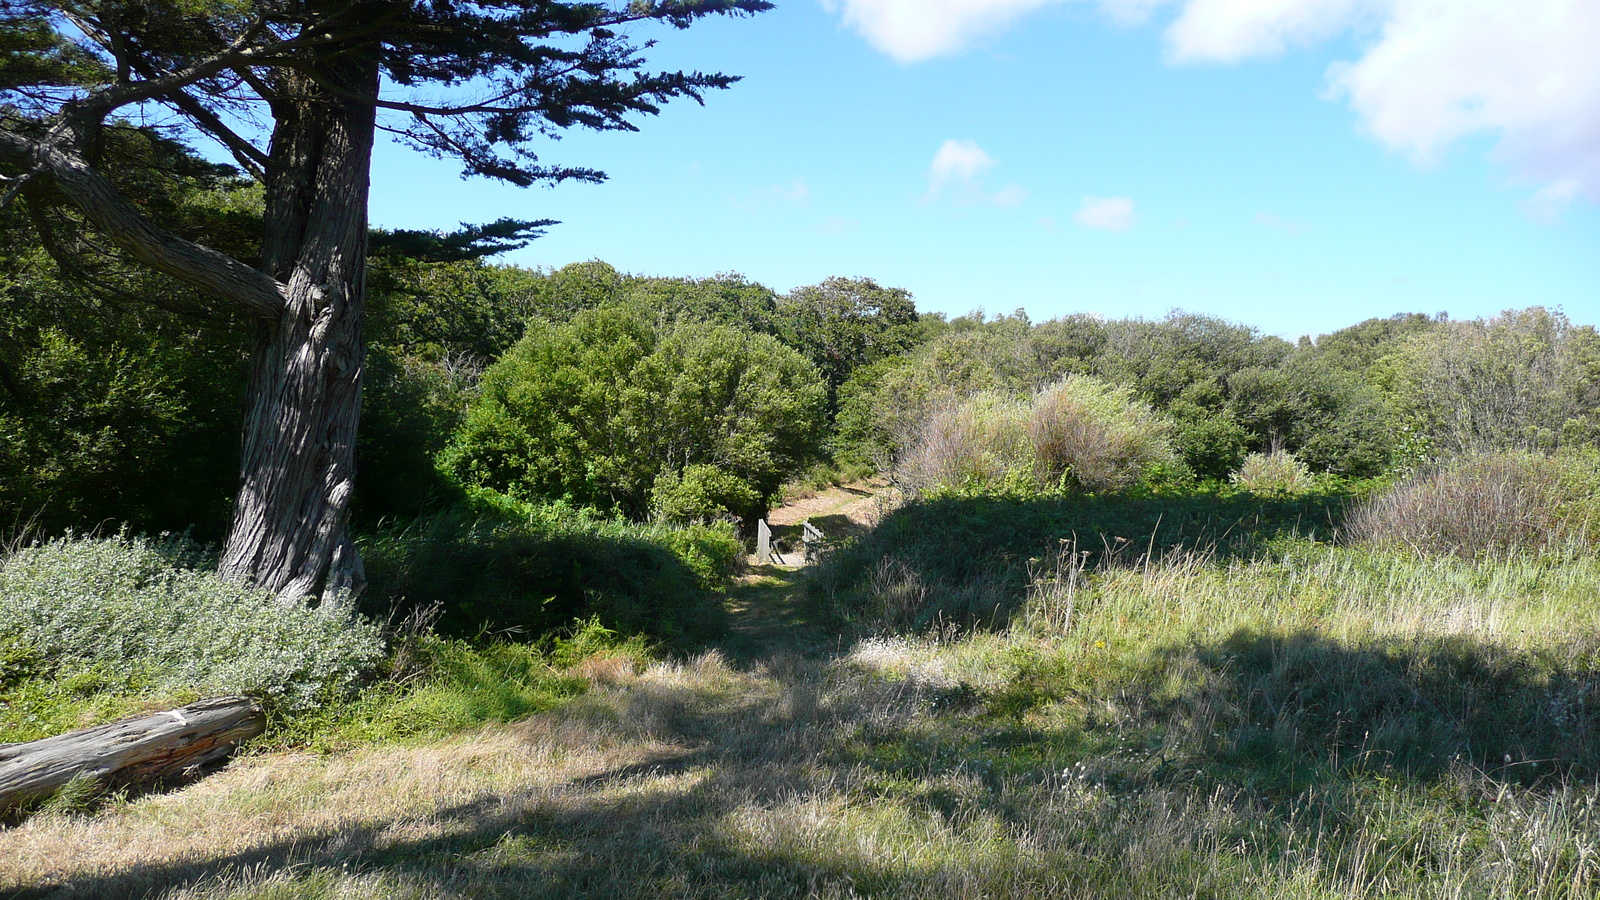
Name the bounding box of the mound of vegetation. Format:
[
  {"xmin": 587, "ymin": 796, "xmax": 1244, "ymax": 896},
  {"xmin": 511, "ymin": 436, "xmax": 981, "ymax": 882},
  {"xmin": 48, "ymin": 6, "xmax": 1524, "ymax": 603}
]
[
  {"xmin": 442, "ymin": 305, "xmax": 827, "ymax": 522},
  {"xmin": 1350, "ymin": 450, "xmax": 1600, "ymax": 558},
  {"xmin": 898, "ymin": 376, "xmax": 1180, "ymax": 498},
  {"xmin": 360, "ymin": 496, "xmax": 742, "ymax": 648},
  {"xmin": 0, "ymin": 534, "xmax": 384, "ymax": 716}
]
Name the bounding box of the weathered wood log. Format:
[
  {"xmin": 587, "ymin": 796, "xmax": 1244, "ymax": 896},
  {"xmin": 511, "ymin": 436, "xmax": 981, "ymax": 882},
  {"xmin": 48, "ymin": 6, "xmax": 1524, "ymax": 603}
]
[{"xmin": 0, "ymin": 696, "xmax": 265, "ymax": 815}]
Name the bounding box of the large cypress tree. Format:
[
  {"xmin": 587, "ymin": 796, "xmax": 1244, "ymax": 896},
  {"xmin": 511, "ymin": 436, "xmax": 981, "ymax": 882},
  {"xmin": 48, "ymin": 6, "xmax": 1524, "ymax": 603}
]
[{"xmin": 0, "ymin": 0, "xmax": 770, "ymax": 600}]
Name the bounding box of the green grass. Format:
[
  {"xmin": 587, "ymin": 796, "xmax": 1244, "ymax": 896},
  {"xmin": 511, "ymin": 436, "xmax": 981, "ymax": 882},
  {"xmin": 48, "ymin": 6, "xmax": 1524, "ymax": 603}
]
[
  {"xmin": 811, "ymin": 489, "xmax": 1360, "ymax": 630},
  {"xmin": 358, "ymin": 500, "xmax": 741, "ymax": 648},
  {"xmin": 6, "ymin": 494, "xmax": 1600, "ymax": 899}
]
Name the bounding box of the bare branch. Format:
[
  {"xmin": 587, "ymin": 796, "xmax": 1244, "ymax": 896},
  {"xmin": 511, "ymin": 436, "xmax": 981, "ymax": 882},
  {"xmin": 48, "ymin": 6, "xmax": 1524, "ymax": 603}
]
[
  {"xmin": 71, "ymin": 17, "xmax": 273, "ymax": 120},
  {"xmin": 0, "ymin": 170, "xmax": 40, "ymax": 212}
]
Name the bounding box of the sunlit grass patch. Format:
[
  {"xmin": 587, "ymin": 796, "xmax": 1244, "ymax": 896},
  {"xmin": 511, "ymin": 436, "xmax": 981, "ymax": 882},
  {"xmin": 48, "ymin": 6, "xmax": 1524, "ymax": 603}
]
[{"xmin": 6, "ymin": 531, "xmax": 1600, "ymax": 899}]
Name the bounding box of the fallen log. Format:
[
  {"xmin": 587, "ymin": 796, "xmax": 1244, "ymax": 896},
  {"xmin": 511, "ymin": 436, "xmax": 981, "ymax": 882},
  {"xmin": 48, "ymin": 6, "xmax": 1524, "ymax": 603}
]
[{"xmin": 0, "ymin": 696, "xmax": 265, "ymax": 815}]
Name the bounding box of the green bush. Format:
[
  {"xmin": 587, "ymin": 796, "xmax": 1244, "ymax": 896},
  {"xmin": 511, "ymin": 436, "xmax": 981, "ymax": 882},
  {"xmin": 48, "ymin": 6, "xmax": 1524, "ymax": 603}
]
[
  {"xmin": 0, "ymin": 534, "xmax": 384, "ymax": 709},
  {"xmin": 1349, "ymin": 450, "xmax": 1600, "ymax": 558},
  {"xmin": 1379, "ymin": 307, "xmax": 1600, "ymax": 454},
  {"xmin": 442, "ymin": 307, "xmax": 826, "ymax": 518},
  {"xmin": 360, "ymin": 497, "xmax": 739, "ymax": 647},
  {"xmin": 650, "ymin": 464, "xmax": 762, "ymax": 525}
]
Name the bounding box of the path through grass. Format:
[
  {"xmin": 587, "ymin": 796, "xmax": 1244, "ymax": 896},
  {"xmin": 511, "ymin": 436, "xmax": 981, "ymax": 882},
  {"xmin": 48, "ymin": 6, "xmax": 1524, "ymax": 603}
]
[{"xmin": 4, "ymin": 534, "xmax": 1599, "ymax": 899}]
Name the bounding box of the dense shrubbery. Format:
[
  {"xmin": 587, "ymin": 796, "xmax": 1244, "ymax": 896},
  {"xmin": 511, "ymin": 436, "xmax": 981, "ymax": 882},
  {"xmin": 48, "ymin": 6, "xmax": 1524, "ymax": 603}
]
[
  {"xmin": 1381, "ymin": 307, "xmax": 1600, "ymax": 454},
  {"xmin": 443, "ymin": 306, "xmax": 826, "ymax": 520},
  {"xmin": 0, "ymin": 534, "xmax": 384, "ymax": 709},
  {"xmin": 360, "ymin": 497, "xmax": 741, "ymax": 647},
  {"xmin": 835, "ymin": 310, "xmax": 1425, "ymax": 483},
  {"xmin": 1350, "ymin": 450, "xmax": 1600, "ymax": 558}
]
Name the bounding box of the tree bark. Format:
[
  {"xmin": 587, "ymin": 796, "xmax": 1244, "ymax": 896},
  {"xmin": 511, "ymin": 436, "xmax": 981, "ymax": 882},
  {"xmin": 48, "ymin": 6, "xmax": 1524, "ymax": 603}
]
[
  {"xmin": 0, "ymin": 697, "xmax": 265, "ymax": 816},
  {"xmin": 216, "ymin": 52, "xmax": 379, "ymax": 602}
]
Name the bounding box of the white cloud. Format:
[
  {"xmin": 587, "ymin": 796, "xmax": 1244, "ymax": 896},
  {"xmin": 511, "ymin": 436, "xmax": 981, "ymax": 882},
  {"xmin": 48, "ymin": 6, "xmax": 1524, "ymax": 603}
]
[
  {"xmin": 991, "ymin": 184, "xmax": 1030, "ymax": 206},
  {"xmin": 1164, "ymin": 0, "xmax": 1600, "ymax": 206},
  {"xmin": 925, "ymin": 139, "xmax": 1027, "ymax": 206},
  {"xmin": 929, "ymin": 139, "xmax": 995, "ymax": 191},
  {"xmin": 825, "ymin": 0, "xmax": 1600, "ymax": 209},
  {"xmin": 821, "ymin": 0, "xmax": 1059, "ymax": 63},
  {"xmin": 1074, "ymin": 195, "xmax": 1136, "ymax": 231},
  {"xmin": 1522, "ymin": 180, "xmax": 1581, "ymax": 224},
  {"xmin": 1163, "ymin": 0, "xmax": 1373, "ymax": 63},
  {"xmin": 1322, "ymin": 0, "xmax": 1600, "ymax": 204}
]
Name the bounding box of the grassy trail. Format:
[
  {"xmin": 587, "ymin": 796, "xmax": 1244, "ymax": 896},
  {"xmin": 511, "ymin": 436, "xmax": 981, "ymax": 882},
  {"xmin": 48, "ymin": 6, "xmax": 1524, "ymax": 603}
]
[{"xmin": 5, "ymin": 499, "xmax": 1600, "ymax": 898}]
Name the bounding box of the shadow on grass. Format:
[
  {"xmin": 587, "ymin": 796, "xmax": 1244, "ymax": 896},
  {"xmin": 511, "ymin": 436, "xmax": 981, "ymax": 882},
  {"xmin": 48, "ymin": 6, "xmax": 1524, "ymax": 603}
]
[
  {"xmin": 12, "ymin": 622, "xmax": 1599, "ymax": 899},
  {"xmin": 811, "ymin": 492, "xmax": 1354, "ymax": 631},
  {"xmin": 1103, "ymin": 629, "xmax": 1600, "ymax": 793},
  {"xmin": 359, "ymin": 509, "xmax": 731, "ymax": 650}
]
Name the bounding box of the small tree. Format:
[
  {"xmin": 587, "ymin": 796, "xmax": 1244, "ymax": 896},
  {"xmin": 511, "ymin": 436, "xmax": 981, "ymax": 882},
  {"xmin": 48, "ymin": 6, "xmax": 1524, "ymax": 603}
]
[
  {"xmin": 0, "ymin": 0, "xmax": 771, "ymax": 600},
  {"xmin": 443, "ymin": 307, "xmax": 825, "ymax": 519},
  {"xmin": 777, "ymin": 276, "xmax": 919, "ymax": 409}
]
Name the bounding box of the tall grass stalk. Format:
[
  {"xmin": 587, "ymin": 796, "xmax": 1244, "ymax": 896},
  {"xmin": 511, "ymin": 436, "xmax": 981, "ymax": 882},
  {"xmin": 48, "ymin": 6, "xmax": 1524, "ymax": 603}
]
[{"xmin": 7, "ymin": 538, "xmax": 1599, "ymax": 899}]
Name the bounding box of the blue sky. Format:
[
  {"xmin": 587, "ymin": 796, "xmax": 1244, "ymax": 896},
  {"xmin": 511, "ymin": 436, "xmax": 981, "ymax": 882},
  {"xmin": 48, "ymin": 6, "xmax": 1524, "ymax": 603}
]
[{"xmin": 366, "ymin": 0, "xmax": 1600, "ymax": 340}]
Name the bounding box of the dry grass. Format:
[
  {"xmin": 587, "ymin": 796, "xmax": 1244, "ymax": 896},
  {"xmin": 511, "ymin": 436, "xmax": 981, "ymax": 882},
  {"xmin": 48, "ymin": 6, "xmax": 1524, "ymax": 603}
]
[
  {"xmin": 5, "ymin": 544, "xmax": 1600, "ymax": 899},
  {"xmin": 897, "ymin": 377, "xmax": 1176, "ymax": 498},
  {"xmin": 1350, "ymin": 450, "xmax": 1600, "ymax": 558}
]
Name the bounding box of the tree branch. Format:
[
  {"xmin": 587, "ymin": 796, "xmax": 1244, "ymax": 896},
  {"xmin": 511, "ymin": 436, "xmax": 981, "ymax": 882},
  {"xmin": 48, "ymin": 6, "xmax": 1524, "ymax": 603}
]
[
  {"xmin": 135, "ymin": 68, "xmax": 269, "ymax": 181},
  {"xmin": 71, "ymin": 18, "xmax": 274, "ymax": 121},
  {"xmin": 0, "ymin": 125, "xmax": 286, "ymax": 318}
]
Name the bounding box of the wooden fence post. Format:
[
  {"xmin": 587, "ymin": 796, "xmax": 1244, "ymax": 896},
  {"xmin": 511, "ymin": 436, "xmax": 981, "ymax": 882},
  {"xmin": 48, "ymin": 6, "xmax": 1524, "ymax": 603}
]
[{"xmin": 802, "ymin": 521, "xmax": 825, "ymax": 563}]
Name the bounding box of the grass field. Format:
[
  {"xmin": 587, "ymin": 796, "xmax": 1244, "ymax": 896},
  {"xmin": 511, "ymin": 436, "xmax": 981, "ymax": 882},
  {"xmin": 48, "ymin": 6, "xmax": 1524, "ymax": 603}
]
[{"xmin": 5, "ymin": 508, "xmax": 1599, "ymax": 899}]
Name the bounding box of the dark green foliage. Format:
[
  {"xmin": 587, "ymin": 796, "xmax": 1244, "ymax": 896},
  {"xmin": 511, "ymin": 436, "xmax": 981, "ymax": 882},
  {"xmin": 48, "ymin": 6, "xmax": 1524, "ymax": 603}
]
[
  {"xmin": 1227, "ymin": 357, "xmax": 1396, "ymax": 476},
  {"xmin": 651, "ymin": 463, "xmax": 762, "ymax": 525},
  {"xmin": 0, "ymin": 135, "xmax": 257, "ymax": 535},
  {"xmin": 443, "ymin": 305, "xmax": 826, "ymax": 519},
  {"xmin": 775, "ymin": 276, "xmax": 920, "ymax": 406},
  {"xmin": 839, "ymin": 309, "xmax": 1411, "ymax": 480},
  {"xmin": 1094, "ymin": 313, "xmax": 1291, "ymax": 407},
  {"xmin": 1164, "ymin": 380, "xmax": 1249, "ymax": 480},
  {"xmin": 625, "ymin": 271, "xmax": 784, "ymax": 336},
  {"xmin": 360, "ymin": 502, "xmax": 739, "ymax": 647},
  {"xmin": 814, "ymin": 490, "xmax": 1354, "ymax": 631},
  {"xmin": 368, "ymin": 219, "xmax": 556, "ymax": 264},
  {"xmin": 357, "ymin": 256, "xmax": 544, "ymax": 520}
]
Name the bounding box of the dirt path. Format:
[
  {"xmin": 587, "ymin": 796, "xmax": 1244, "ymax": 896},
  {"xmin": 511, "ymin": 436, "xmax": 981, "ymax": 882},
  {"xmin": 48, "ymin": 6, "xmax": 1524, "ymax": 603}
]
[
  {"xmin": 754, "ymin": 479, "xmax": 894, "ymax": 569},
  {"xmin": 766, "ymin": 479, "xmax": 888, "ymax": 531},
  {"xmin": 0, "ymin": 484, "xmax": 891, "ymax": 899},
  {"xmin": 717, "ymin": 480, "xmax": 891, "ymax": 661}
]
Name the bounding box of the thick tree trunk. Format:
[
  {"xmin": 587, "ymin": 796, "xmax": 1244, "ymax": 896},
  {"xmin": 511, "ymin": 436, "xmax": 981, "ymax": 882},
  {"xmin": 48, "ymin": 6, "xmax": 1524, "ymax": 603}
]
[
  {"xmin": 0, "ymin": 697, "xmax": 265, "ymax": 816},
  {"xmin": 217, "ymin": 51, "xmax": 379, "ymax": 602}
]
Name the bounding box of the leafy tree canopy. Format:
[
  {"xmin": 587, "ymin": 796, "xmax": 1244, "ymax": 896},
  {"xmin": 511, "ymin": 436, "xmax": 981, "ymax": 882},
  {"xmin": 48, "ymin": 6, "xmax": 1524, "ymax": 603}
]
[
  {"xmin": 443, "ymin": 306, "xmax": 826, "ymax": 521},
  {"xmin": 0, "ymin": 0, "xmax": 772, "ymax": 598}
]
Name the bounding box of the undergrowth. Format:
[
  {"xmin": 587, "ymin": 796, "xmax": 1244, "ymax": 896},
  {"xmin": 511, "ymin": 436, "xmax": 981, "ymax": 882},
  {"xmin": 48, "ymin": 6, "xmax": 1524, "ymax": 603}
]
[{"xmin": 360, "ymin": 495, "xmax": 740, "ymax": 647}]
